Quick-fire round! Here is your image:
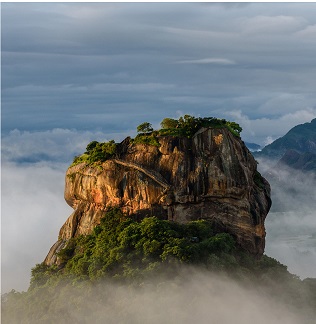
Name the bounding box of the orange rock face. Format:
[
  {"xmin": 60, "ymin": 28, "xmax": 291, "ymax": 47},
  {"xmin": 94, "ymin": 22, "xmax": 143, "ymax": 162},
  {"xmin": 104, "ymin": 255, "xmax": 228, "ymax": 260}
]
[{"xmin": 44, "ymin": 128, "xmax": 271, "ymax": 265}]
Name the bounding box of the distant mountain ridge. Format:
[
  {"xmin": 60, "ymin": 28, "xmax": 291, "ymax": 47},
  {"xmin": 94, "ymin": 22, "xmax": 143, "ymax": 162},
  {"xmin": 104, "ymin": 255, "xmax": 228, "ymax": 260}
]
[
  {"xmin": 276, "ymin": 149, "xmax": 316, "ymax": 172},
  {"xmin": 245, "ymin": 142, "xmax": 261, "ymax": 152},
  {"xmin": 254, "ymin": 118, "xmax": 316, "ymax": 166}
]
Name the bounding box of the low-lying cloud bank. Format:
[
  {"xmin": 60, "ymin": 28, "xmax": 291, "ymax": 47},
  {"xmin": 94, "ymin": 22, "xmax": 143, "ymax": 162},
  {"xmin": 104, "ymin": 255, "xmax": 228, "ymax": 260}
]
[
  {"xmin": 258, "ymin": 157, "xmax": 316, "ymax": 279},
  {"xmin": 266, "ymin": 212, "xmax": 316, "ymax": 279},
  {"xmin": 1, "ymin": 161, "xmax": 72, "ymax": 292},
  {"xmin": 2, "ymin": 268, "xmax": 314, "ymax": 324},
  {"xmin": 1, "ymin": 128, "xmax": 130, "ymax": 164}
]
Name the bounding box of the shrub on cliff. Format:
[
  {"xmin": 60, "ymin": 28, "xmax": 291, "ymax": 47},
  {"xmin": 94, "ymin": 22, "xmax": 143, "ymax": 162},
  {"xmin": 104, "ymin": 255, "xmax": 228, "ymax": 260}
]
[
  {"xmin": 133, "ymin": 132, "xmax": 160, "ymax": 147},
  {"xmin": 71, "ymin": 140, "xmax": 117, "ymax": 166}
]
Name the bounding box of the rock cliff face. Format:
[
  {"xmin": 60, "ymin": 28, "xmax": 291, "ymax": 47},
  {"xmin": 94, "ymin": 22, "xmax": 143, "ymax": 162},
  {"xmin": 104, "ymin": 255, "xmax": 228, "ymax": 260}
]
[{"xmin": 44, "ymin": 127, "xmax": 271, "ymax": 265}]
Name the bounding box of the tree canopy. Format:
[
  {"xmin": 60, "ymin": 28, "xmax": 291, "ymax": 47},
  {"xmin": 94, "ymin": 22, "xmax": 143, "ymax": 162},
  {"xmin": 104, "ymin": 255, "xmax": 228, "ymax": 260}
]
[
  {"xmin": 160, "ymin": 117, "xmax": 179, "ymax": 129},
  {"xmin": 137, "ymin": 122, "xmax": 154, "ymax": 134},
  {"xmin": 159, "ymin": 115, "xmax": 242, "ymax": 138}
]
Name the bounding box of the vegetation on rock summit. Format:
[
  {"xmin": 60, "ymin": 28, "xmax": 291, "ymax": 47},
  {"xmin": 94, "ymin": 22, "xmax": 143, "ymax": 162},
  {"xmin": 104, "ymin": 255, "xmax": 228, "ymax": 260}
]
[{"xmin": 71, "ymin": 115, "xmax": 242, "ymax": 166}]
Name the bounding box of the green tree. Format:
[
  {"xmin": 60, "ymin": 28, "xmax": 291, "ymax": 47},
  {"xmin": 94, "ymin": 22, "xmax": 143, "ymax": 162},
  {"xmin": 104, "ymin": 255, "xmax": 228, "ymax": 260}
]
[
  {"xmin": 86, "ymin": 141, "xmax": 99, "ymax": 152},
  {"xmin": 160, "ymin": 118, "xmax": 179, "ymax": 129},
  {"xmin": 137, "ymin": 122, "xmax": 154, "ymax": 134},
  {"xmin": 226, "ymin": 121, "xmax": 242, "ymax": 136}
]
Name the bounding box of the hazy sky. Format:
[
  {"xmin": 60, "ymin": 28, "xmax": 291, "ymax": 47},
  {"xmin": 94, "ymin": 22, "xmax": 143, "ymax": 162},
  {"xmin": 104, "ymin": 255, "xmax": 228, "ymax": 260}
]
[
  {"xmin": 2, "ymin": 2, "xmax": 316, "ymax": 293},
  {"xmin": 2, "ymin": 2, "xmax": 316, "ymax": 145}
]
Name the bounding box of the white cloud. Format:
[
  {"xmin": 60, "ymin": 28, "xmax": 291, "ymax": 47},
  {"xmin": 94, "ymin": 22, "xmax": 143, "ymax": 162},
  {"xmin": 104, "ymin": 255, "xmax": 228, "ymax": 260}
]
[
  {"xmin": 266, "ymin": 211, "xmax": 316, "ymax": 279},
  {"xmin": 240, "ymin": 15, "xmax": 307, "ymax": 35},
  {"xmin": 1, "ymin": 161, "xmax": 73, "ymax": 292},
  {"xmin": 257, "ymin": 93, "xmax": 313, "ymax": 116},
  {"xmin": 2, "ymin": 268, "xmax": 312, "ymax": 323},
  {"xmin": 176, "ymin": 58, "xmax": 236, "ymax": 65},
  {"xmin": 264, "ymin": 136, "xmax": 275, "ymax": 146},
  {"xmin": 258, "ymin": 159, "xmax": 316, "ymax": 279},
  {"xmin": 1, "ymin": 128, "xmax": 125, "ymax": 164},
  {"xmin": 225, "ymin": 108, "xmax": 316, "ymax": 146},
  {"xmin": 295, "ymin": 24, "xmax": 316, "ymax": 39}
]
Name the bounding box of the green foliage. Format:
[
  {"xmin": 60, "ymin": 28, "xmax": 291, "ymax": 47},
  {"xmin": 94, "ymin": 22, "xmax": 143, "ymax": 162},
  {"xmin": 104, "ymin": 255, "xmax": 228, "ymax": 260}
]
[
  {"xmin": 133, "ymin": 132, "xmax": 160, "ymax": 147},
  {"xmin": 226, "ymin": 121, "xmax": 243, "ymax": 136},
  {"xmin": 86, "ymin": 140, "xmax": 99, "ymax": 152},
  {"xmin": 29, "ymin": 208, "xmax": 239, "ymax": 287},
  {"xmin": 137, "ymin": 122, "xmax": 154, "ymax": 134},
  {"xmin": 30, "ymin": 263, "xmax": 59, "ymax": 289},
  {"xmin": 56, "ymin": 239, "xmax": 76, "ymax": 263},
  {"xmin": 135, "ymin": 115, "xmax": 242, "ymax": 143},
  {"xmin": 160, "ymin": 117, "xmax": 179, "ymax": 129},
  {"xmin": 71, "ymin": 140, "xmax": 117, "ymax": 166},
  {"xmin": 159, "ymin": 115, "xmax": 242, "ymax": 139},
  {"xmin": 31, "ymin": 208, "xmax": 305, "ymax": 292},
  {"xmin": 134, "ymin": 122, "xmax": 159, "ymax": 146}
]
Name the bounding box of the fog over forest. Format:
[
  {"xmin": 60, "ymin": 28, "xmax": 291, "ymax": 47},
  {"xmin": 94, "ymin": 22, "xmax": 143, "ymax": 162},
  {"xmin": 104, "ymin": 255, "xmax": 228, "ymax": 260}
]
[{"xmin": 4, "ymin": 269, "xmax": 313, "ymax": 324}]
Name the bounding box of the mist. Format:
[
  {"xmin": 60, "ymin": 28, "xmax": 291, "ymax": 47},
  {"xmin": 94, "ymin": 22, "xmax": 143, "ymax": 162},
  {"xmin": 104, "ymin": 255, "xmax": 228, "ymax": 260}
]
[
  {"xmin": 258, "ymin": 157, "xmax": 316, "ymax": 279},
  {"xmin": 2, "ymin": 267, "xmax": 313, "ymax": 324},
  {"xmin": 1, "ymin": 128, "xmax": 129, "ymax": 164},
  {"xmin": 1, "ymin": 161, "xmax": 72, "ymax": 292},
  {"xmin": 71, "ymin": 271, "xmax": 309, "ymax": 324}
]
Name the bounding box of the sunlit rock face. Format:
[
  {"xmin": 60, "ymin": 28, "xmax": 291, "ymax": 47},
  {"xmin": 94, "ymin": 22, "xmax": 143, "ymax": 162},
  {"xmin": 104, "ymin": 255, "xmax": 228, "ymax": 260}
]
[{"xmin": 44, "ymin": 127, "xmax": 271, "ymax": 265}]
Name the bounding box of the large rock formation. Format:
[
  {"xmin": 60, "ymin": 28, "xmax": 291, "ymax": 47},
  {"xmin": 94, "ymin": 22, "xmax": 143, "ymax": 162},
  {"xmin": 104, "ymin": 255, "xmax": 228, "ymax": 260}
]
[{"xmin": 44, "ymin": 127, "xmax": 271, "ymax": 265}]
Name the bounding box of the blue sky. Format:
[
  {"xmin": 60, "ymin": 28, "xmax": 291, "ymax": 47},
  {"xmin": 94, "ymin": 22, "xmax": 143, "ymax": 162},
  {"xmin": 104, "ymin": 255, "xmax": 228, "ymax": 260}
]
[{"xmin": 2, "ymin": 2, "xmax": 316, "ymax": 292}]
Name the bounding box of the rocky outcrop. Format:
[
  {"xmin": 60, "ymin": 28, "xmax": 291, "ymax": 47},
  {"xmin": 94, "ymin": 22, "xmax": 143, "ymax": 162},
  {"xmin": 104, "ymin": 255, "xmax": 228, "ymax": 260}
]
[{"xmin": 44, "ymin": 127, "xmax": 271, "ymax": 265}]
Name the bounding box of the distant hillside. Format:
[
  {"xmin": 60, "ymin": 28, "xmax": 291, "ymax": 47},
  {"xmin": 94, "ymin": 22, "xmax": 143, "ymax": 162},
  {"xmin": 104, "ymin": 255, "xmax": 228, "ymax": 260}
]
[
  {"xmin": 276, "ymin": 149, "xmax": 316, "ymax": 172},
  {"xmin": 244, "ymin": 142, "xmax": 261, "ymax": 152},
  {"xmin": 255, "ymin": 118, "xmax": 316, "ymax": 160}
]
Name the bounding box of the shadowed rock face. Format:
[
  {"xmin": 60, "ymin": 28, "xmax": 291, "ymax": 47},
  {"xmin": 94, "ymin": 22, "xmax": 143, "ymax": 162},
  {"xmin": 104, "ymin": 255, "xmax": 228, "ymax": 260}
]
[{"xmin": 44, "ymin": 127, "xmax": 271, "ymax": 265}]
